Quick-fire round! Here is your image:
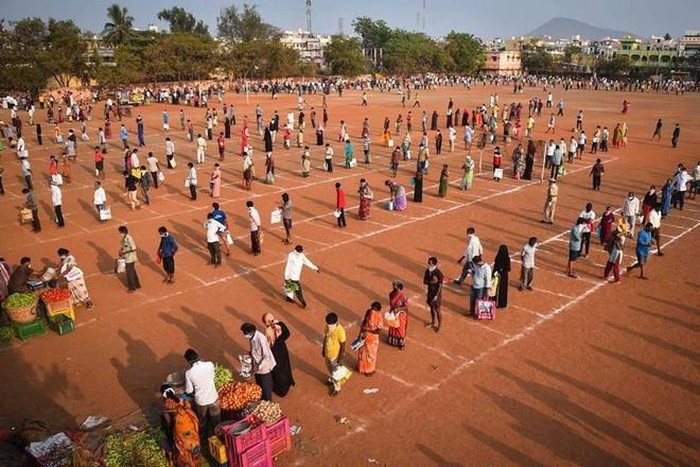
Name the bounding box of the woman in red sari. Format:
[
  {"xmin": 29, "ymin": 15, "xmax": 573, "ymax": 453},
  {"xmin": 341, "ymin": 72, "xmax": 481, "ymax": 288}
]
[
  {"xmin": 357, "ymin": 178, "xmax": 373, "ymax": 220},
  {"xmin": 387, "ymin": 280, "xmax": 408, "ymax": 349},
  {"xmin": 599, "ymin": 205, "xmax": 616, "ymax": 245},
  {"xmin": 357, "ymin": 301, "xmax": 383, "ymax": 376}
]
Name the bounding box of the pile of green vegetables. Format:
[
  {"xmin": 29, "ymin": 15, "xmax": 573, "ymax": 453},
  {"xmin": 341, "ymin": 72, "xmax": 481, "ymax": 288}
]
[
  {"xmin": 103, "ymin": 429, "xmax": 168, "ymax": 467},
  {"xmin": 0, "ymin": 326, "xmax": 14, "ymax": 342},
  {"xmin": 214, "ymin": 363, "xmax": 234, "ymax": 390},
  {"xmin": 2, "ymin": 293, "xmax": 36, "ymax": 310}
]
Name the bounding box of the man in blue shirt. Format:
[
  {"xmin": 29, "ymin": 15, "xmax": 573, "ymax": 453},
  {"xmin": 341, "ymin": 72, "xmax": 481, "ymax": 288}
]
[
  {"xmin": 157, "ymin": 226, "xmax": 178, "ymax": 283},
  {"xmin": 627, "ymin": 223, "xmax": 653, "ymax": 279},
  {"xmin": 567, "ymin": 217, "xmax": 585, "ymax": 278},
  {"xmin": 468, "ymin": 255, "xmax": 492, "ymax": 316}
]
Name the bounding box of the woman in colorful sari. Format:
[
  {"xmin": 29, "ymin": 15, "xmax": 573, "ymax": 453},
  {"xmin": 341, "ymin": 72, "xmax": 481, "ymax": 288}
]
[
  {"xmin": 438, "ymin": 164, "xmax": 449, "ymax": 197},
  {"xmin": 612, "ymin": 123, "xmax": 623, "ymax": 148},
  {"xmin": 661, "ymin": 178, "xmax": 674, "ymax": 217},
  {"xmin": 599, "ymin": 206, "xmax": 616, "ymax": 245},
  {"xmin": 160, "ymin": 383, "xmax": 201, "ymax": 467},
  {"xmin": 357, "ymin": 301, "xmax": 383, "ymax": 376},
  {"xmin": 460, "ymin": 155, "xmax": 475, "ymax": 190},
  {"xmin": 358, "ymin": 178, "xmax": 373, "ymax": 220},
  {"xmin": 240, "ymin": 125, "xmax": 249, "ymax": 155},
  {"xmin": 57, "ymin": 248, "xmax": 94, "ymax": 309},
  {"xmin": 210, "ymin": 163, "xmax": 221, "ymax": 198},
  {"xmin": 262, "ymin": 313, "xmax": 295, "ymax": 397},
  {"xmin": 387, "ymin": 281, "xmax": 408, "ymax": 349},
  {"xmin": 385, "ymin": 180, "xmax": 407, "ymax": 211},
  {"xmin": 621, "ymin": 122, "xmax": 628, "ymax": 146}
]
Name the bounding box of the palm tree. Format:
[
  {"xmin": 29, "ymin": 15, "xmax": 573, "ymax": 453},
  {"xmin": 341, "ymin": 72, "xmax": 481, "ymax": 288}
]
[{"xmin": 102, "ymin": 4, "xmax": 135, "ymax": 46}]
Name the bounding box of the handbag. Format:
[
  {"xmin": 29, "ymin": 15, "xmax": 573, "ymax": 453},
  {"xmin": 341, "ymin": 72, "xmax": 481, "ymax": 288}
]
[
  {"xmin": 115, "ymin": 258, "xmax": 126, "ymax": 274},
  {"xmin": 225, "ymin": 232, "xmax": 234, "ymax": 245},
  {"xmin": 488, "ymin": 274, "xmax": 500, "ymax": 298},
  {"xmin": 476, "ymin": 297, "xmax": 496, "ymax": 320},
  {"xmin": 170, "ymin": 158, "xmax": 177, "ymax": 168},
  {"xmin": 99, "ymin": 206, "xmax": 112, "ymax": 221},
  {"xmin": 384, "ymin": 311, "xmax": 400, "ymax": 328},
  {"xmin": 387, "ymin": 139, "xmax": 394, "ymax": 147},
  {"xmin": 157, "ymin": 171, "xmax": 165, "ymax": 182},
  {"xmin": 349, "ymin": 158, "xmax": 358, "ymax": 168},
  {"xmin": 351, "ymin": 337, "xmax": 365, "ymax": 351},
  {"xmin": 184, "ymin": 179, "xmax": 191, "ymax": 188},
  {"xmin": 493, "ymin": 168, "xmax": 504, "ymax": 179},
  {"xmin": 331, "ymin": 365, "xmax": 352, "ymax": 384},
  {"xmin": 270, "ymin": 209, "xmax": 283, "ymax": 224}
]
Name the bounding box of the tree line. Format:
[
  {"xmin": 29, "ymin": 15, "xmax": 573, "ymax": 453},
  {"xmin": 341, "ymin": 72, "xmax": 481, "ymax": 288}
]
[{"xmin": 0, "ymin": 4, "xmax": 487, "ymax": 94}]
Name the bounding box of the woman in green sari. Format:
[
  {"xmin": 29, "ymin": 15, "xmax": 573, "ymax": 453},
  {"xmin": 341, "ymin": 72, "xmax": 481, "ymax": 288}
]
[
  {"xmin": 438, "ymin": 164, "xmax": 449, "ymax": 197},
  {"xmin": 460, "ymin": 156, "xmax": 475, "ymax": 190}
]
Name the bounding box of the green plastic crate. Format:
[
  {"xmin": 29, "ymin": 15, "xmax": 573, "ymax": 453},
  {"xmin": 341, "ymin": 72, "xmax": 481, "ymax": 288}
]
[
  {"xmin": 12, "ymin": 319, "xmax": 47, "ymax": 341},
  {"xmin": 48, "ymin": 315, "xmax": 74, "ymax": 335}
]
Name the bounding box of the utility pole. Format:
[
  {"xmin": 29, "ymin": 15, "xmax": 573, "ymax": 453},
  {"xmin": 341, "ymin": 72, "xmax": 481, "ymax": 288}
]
[{"xmin": 306, "ymin": 0, "xmax": 312, "ymax": 34}]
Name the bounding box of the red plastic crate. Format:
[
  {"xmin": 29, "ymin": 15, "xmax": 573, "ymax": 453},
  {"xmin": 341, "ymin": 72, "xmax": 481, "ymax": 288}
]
[
  {"xmin": 240, "ymin": 441, "xmax": 272, "ymax": 467},
  {"xmin": 225, "ymin": 416, "xmax": 268, "ymax": 467},
  {"xmin": 265, "ymin": 416, "xmax": 291, "ymax": 457}
]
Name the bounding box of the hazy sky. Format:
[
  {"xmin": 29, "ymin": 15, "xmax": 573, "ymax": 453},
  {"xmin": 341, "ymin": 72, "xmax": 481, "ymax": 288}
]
[{"xmin": 1, "ymin": 0, "xmax": 697, "ymax": 39}]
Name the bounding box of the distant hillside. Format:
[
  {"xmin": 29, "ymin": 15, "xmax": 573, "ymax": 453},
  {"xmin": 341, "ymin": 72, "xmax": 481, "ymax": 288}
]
[{"xmin": 528, "ymin": 17, "xmax": 635, "ymax": 41}]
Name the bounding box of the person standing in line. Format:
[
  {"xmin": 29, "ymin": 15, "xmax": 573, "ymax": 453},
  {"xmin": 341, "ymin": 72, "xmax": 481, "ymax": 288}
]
[
  {"xmin": 648, "ymin": 204, "xmax": 664, "ymax": 256},
  {"xmin": 468, "ymin": 255, "xmax": 492, "ymax": 316},
  {"xmin": 579, "ymin": 202, "xmax": 596, "ymax": 258},
  {"xmin": 423, "ymin": 257, "xmax": 443, "ymax": 333},
  {"xmin": 567, "ymin": 135, "xmax": 577, "ymax": 164},
  {"xmin": 622, "ymin": 192, "xmax": 640, "ymax": 238},
  {"xmin": 453, "ymin": 227, "xmax": 483, "ymax": 285},
  {"xmin": 138, "ymin": 165, "xmax": 151, "ymax": 205},
  {"xmin": 518, "ymin": 237, "xmax": 538, "ymax": 291},
  {"xmin": 157, "ymin": 226, "xmax": 178, "ymax": 283},
  {"xmin": 671, "ymin": 123, "xmax": 680, "ymax": 148},
  {"xmin": 21, "ymin": 187, "xmax": 40, "ymax": 232},
  {"xmin": 123, "ymin": 170, "xmax": 140, "ymax": 210},
  {"xmin": 50, "ymin": 181, "xmax": 65, "ymax": 227},
  {"xmin": 146, "ymin": 152, "xmax": 160, "ymax": 189},
  {"xmin": 120, "ymin": 123, "xmax": 128, "ymax": 149},
  {"xmin": 324, "ymin": 143, "xmax": 334, "ymax": 172},
  {"xmin": 541, "ymin": 178, "xmax": 558, "ymax": 224},
  {"xmin": 196, "ymin": 134, "xmax": 207, "ymax": 164},
  {"xmin": 247, "ymin": 200, "xmax": 262, "ymax": 256},
  {"xmin": 551, "ymin": 141, "xmax": 563, "ymax": 179},
  {"xmin": 262, "ymin": 313, "xmax": 295, "ymax": 397},
  {"xmin": 357, "ymin": 178, "xmax": 373, "ymax": 220},
  {"xmin": 323, "ymin": 312, "xmax": 346, "ymax": 396},
  {"xmin": 21, "ymin": 157, "xmax": 33, "ymax": 190},
  {"xmin": 335, "ymin": 182, "xmax": 347, "ymax": 228},
  {"xmin": 652, "ymin": 118, "xmax": 662, "ymax": 140},
  {"xmin": 567, "ymin": 218, "xmax": 585, "ymax": 278},
  {"xmin": 590, "ymin": 158, "xmax": 604, "ymax": 190},
  {"xmin": 186, "ymin": 162, "xmax": 197, "ymax": 201},
  {"xmin": 94, "ymin": 146, "xmax": 105, "ymax": 180},
  {"xmin": 627, "ymin": 223, "xmax": 654, "ymax": 279},
  {"xmin": 203, "ymin": 213, "xmax": 225, "ymax": 267},
  {"xmin": 491, "ymin": 245, "xmax": 510, "ymax": 309},
  {"xmin": 240, "ymin": 323, "xmax": 277, "ymax": 401},
  {"xmin": 577, "ymin": 131, "xmax": 586, "ymax": 159},
  {"xmin": 279, "ymin": 193, "xmax": 293, "ymax": 244},
  {"xmin": 183, "ymin": 349, "xmax": 220, "ymax": 437},
  {"xmin": 284, "ymin": 244, "xmax": 320, "ymax": 308},
  {"xmin": 93, "ymin": 181, "xmax": 107, "ymax": 218},
  {"xmin": 356, "ymin": 301, "xmax": 383, "ymax": 377},
  {"xmin": 136, "ymin": 114, "xmax": 145, "ymax": 147},
  {"xmin": 36, "ymin": 123, "xmax": 43, "ymax": 146},
  {"xmin": 603, "ymin": 231, "xmax": 623, "ymax": 284},
  {"xmin": 217, "ymin": 132, "xmax": 226, "ymax": 160},
  {"xmin": 118, "ymin": 225, "xmax": 141, "ymax": 293},
  {"xmin": 210, "ymin": 163, "xmax": 222, "ymax": 198}
]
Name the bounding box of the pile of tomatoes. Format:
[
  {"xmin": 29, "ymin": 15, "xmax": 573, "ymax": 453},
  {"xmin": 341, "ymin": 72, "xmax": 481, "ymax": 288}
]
[{"xmin": 41, "ymin": 289, "xmax": 71, "ymax": 303}]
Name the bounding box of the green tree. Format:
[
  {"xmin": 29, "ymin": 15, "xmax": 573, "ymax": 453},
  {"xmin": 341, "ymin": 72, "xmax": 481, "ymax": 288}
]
[
  {"xmin": 324, "ymin": 35, "xmax": 368, "ymax": 76},
  {"xmin": 563, "ymin": 44, "xmax": 582, "ymax": 63},
  {"xmin": 157, "ymin": 7, "xmax": 209, "ymax": 35},
  {"xmin": 595, "ymin": 55, "xmax": 631, "ymax": 77},
  {"xmin": 522, "ymin": 51, "xmax": 554, "ymax": 73},
  {"xmin": 95, "ymin": 46, "xmax": 143, "ymax": 87},
  {"xmin": 383, "ymin": 30, "xmax": 450, "ymax": 75},
  {"xmin": 352, "ymin": 17, "xmax": 393, "ymax": 49},
  {"xmin": 102, "ymin": 3, "xmax": 135, "ymax": 46},
  {"xmin": 217, "ymin": 3, "xmax": 279, "ymax": 42},
  {"xmin": 443, "ymin": 31, "xmax": 484, "ymax": 75},
  {"xmin": 141, "ymin": 33, "xmax": 217, "ymax": 82}
]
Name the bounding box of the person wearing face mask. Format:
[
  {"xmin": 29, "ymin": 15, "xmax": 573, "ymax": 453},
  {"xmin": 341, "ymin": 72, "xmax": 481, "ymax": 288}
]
[
  {"xmin": 262, "ymin": 313, "xmax": 295, "ymax": 397},
  {"xmin": 157, "ymin": 226, "xmax": 179, "ymax": 284},
  {"xmin": 56, "ymin": 248, "xmax": 93, "ymax": 309},
  {"xmin": 240, "ymin": 323, "xmax": 277, "ymax": 401},
  {"xmin": 423, "ymin": 257, "xmax": 444, "ymax": 333},
  {"xmin": 622, "ymin": 192, "xmax": 641, "ymax": 238},
  {"xmin": 323, "ymin": 312, "xmax": 347, "ymax": 396}
]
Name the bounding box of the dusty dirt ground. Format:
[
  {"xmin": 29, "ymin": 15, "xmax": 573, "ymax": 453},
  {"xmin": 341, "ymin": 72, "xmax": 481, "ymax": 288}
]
[{"xmin": 0, "ymin": 82, "xmax": 698, "ymax": 466}]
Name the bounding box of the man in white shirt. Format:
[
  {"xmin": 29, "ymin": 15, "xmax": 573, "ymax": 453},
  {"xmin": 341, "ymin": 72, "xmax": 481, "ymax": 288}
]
[
  {"xmin": 146, "ymin": 152, "xmax": 160, "ymax": 189},
  {"xmin": 284, "ymin": 244, "xmax": 320, "ymax": 308},
  {"xmin": 519, "ymin": 237, "xmax": 538, "ymax": 291},
  {"xmin": 453, "ymin": 227, "xmax": 483, "ymax": 285},
  {"xmin": 204, "ymin": 213, "xmax": 226, "ymax": 266},
  {"xmin": 568, "ymin": 136, "xmax": 577, "ymax": 163},
  {"xmin": 93, "ymin": 181, "xmax": 107, "ymax": 214},
  {"xmin": 50, "ymin": 181, "xmax": 64, "ymax": 227},
  {"xmin": 545, "ymin": 140, "xmax": 555, "ymax": 169},
  {"xmin": 21, "ymin": 157, "xmax": 33, "ymax": 190},
  {"xmin": 622, "ymin": 192, "xmax": 641, "ymax": 237},
  {"xmin": 165, "ymin": 137, "xmax": 175, "ymax": 168},
  {"xmin": 247, "ymin": 200, "xmax": 262, "ymax": 255},
  {"xmin": 241, "ymin": 323, "xmax": 277, "ymax": 401},
  {"xmin": 196, "ymin": 134, "xmax": 206, "ymax": 164},
  {"xmin": 183, "ymin": 348, "xmax": 220, "ymax": 436},
  {"xmin": 468, "ymin": 255, "xmax": 492, "ymax": 315},
  {"xmin": 16, "ymin": 135, "xmax": 27, "ymax": 159},
  {"xmin": 647, "ymin": 203, "xmax": 663, "ymax": 256},
  {"xmin": 186, "ymin": 162, "xmax": 197, "ymax": 200},
  {"xmin": 577, "ymin": 131, "xmax": 586, "ymax": 159},
  {"xmin": 672, "ymin": 166, "xmax": 692, "ymax": 210}
]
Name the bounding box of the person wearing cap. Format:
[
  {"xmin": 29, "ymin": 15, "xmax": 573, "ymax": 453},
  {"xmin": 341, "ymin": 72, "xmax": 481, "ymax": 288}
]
[{"xmin": 541, "ymin": 178, "xmax": 558, "ymax": 224}]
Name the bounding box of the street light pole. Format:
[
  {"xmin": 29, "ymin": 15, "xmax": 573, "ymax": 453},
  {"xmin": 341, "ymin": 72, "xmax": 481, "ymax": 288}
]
[{"xmin": 245, "ymin": 66, "xmax": 259, "ymax": 105}]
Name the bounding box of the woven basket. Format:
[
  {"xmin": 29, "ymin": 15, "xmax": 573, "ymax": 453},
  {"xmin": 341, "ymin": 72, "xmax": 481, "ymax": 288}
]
[{"xmin": 4, "ymin": 299, "xmax": 39, "ymax": 324}]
